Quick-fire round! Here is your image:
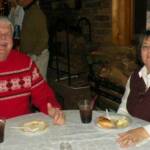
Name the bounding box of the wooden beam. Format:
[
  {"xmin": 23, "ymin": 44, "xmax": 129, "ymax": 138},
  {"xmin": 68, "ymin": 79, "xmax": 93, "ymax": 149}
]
[{"xmin": 112, "ymin": 0, "xmax": 134, "ymax": 46}]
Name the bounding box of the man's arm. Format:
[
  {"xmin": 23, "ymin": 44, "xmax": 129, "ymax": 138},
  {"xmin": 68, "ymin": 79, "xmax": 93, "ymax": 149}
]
[
  {"xmin": 30, "ymin": 62, "xmax": 64, "ymax": 125},
  {"xmin": 30, "ymin": 61, "xmax": 61, "ymax": 112}
]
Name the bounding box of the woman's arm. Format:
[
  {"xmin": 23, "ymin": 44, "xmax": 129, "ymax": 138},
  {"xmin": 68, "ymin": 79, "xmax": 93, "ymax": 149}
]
[
  {"xmin": 117, "ymin": 127, "xmax": 150, "ymax": 148},
  {"xmin": 143, "ymin": 124, "xmax": 150, "ymax": 135},
  {"xmin": 117, "ymin": 75, "xmax": 150, "ymax": 147},
  {"xmin": 117, "ymin": 77, "xmax": 131, "ymax": 115}
]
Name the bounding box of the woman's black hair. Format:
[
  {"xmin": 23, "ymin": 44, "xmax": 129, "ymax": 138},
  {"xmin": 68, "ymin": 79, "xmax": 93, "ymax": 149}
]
[{"xmin": 136, "ymin": 30, "xmax": 150, "ymax": 66}]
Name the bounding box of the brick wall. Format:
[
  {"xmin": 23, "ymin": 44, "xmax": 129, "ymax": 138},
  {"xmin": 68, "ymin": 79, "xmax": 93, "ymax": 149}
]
[
  {"xmin": 40, "ymin": 0, "xmax": 112, "ymax": 46},
  {"xmin": 80, "ymin": 0, "xmax": 112, "ymax": 45}
]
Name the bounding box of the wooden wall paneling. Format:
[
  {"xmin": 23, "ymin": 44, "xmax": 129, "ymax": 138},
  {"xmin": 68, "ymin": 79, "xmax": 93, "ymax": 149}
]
[{"xmin": 112, "ymin": 0, "xmax": 134, "ymax": 46}]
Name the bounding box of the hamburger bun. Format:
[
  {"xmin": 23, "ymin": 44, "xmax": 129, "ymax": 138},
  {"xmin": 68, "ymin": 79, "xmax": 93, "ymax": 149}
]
[{"xmin": 97, "ymin": 116, "xmax": 115, "ymax": 128}]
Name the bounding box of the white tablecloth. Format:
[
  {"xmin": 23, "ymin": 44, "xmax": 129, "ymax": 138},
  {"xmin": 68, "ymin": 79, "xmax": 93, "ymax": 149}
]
[{"xmin": 0, "ymin": 110, "xmax": 150, "ymax": 150}]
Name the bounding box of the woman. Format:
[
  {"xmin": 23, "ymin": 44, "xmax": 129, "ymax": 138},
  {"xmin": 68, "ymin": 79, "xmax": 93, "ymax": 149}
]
[{"xmin": 117, "ymin": 30, "xmax": 150, "ymax": 147}]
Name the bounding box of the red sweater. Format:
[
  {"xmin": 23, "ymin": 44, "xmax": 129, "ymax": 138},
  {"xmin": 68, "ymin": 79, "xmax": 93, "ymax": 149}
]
[{"xmin": 0, "ymin": 50, "xmax": 61, "ymax": 119}]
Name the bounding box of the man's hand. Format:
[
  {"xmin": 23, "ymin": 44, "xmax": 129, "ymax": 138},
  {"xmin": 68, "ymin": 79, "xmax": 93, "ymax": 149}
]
[
  {"xmin": 47, "ymin": 103, "xmax": 65, "ymax": 125},
  {"xmin": 117, "ymin": 127, "xmax": 150, "ymax": 148}
]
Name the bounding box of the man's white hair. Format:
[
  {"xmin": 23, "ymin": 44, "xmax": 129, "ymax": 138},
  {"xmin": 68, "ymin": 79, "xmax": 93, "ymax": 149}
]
[{"xmin": 0, "ymin": 17, "xmax": 14, "ymax": 34}]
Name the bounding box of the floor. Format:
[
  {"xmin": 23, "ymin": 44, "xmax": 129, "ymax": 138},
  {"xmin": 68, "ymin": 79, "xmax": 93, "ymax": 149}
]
[{"xmin": 47, "ymin": 67, "xmax": 92, "ymax": 110}]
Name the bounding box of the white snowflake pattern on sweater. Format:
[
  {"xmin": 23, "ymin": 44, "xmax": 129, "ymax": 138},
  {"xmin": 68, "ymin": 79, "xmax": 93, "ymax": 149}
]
[
  {"xmin": 10, "ymin": 78, "xmax": 21, "ymax": 90},
  {"xmin": 22, "ymin": 76, "xmax": 31, "ymax": 88},
  {"xmin": 0, "ymin": 80, "xmax": 8, "ymax": 92}
]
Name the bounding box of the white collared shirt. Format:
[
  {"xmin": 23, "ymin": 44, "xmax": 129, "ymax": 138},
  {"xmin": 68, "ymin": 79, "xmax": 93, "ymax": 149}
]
[
  {"xmin": 8, "ymin": 5, "xmax": 24, "ymax": 29},
  {"xmin": 117, "ymin": 66, "xmax": 150, "ymax": 134}
]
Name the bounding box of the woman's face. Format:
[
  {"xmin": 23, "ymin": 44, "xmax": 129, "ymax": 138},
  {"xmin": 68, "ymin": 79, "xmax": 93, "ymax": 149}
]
[{"xmin": 141, "ymin": 36, "xmax": 150, "ymax": 72}]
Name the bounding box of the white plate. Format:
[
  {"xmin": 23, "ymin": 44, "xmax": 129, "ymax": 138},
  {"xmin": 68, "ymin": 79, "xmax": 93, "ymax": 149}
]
[
  {"xmin": 20, "ymin": 120, "xmax": 48, "ymax": 135},
  {"xmin": 96, "ymin": 113, "xmax": 131, "ymax": 129}
]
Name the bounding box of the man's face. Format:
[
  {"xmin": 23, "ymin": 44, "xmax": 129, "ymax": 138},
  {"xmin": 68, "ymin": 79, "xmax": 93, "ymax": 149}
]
[
  {"xmin": 10, "ymin": 0, "xmax": 17, "ymax": 7},
  {"xmin": 0, "ymin": 22, "xmax": 13, "ymax": 61},
  {"xmin": 17, "ymin": 0, "xmax": 33, "ymax": 7}
]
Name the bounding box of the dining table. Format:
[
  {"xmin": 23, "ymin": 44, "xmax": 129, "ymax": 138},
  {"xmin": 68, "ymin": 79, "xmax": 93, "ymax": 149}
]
[{"xmin": 1, "ymin": 110, "xmax": 150, "ymax": 150}]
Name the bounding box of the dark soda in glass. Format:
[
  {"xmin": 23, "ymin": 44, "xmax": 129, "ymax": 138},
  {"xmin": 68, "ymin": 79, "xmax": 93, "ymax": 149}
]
[
  {"xmin": 0, "ymin": 120, "xmax": 5, "ymax": 143},
  {"xmin": 80, "ymin": 107, "xmax": 92, "ymax": 123}
]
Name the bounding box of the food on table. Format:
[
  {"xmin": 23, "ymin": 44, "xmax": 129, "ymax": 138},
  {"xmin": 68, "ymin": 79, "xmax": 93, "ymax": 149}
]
[
  {"xmin": 97, "ymin": 115, "xmax": 129, "ymax": 128},
  {"xmin": 114, "ymin": 117, "xmax": 129, "ymax": 128},
  {"xmin": 97, "ymin": 116, "xmax": 115, "ymax": 128},
  {"xmin": 21, "ymin": 120, "xmax": 48, "ymax": 132}
]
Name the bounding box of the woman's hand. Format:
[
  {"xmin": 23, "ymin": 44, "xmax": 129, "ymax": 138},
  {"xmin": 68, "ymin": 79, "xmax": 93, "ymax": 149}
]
[
  {"xmin": 117, "ymin": 127, "xmax": 150, "ymax": 148},
  {"xmin": 47, "ymin": 103, "xmax": 65, "ymax": 125}
]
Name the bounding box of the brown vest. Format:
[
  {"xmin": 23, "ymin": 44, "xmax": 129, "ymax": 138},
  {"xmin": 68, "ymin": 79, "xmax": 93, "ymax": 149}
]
[{"xmin": 127, "ymin": 69, "xmax": 150, "ymax": 121}]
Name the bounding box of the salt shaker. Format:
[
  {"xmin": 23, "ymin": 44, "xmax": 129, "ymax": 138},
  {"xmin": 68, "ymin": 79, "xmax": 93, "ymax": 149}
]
[{"xmin": 60, "ymin": 142, "xmax": 72, "ymax": 150}]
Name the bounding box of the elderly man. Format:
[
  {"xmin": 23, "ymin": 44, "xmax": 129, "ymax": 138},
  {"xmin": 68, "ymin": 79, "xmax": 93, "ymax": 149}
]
[
  {"xmin": 18, "ymin": 0, "xmax": 49, "ymax": 80},
  {"xmin": 0, "ymin": 17, "xmax": 64, "ymax": 125}
]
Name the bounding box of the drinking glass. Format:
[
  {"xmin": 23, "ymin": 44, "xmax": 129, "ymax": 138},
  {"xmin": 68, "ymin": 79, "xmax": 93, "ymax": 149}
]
[
  {"xmin": 0, "ymin": 118, "xmax": 5, "ymax": 143},
  {"xmin": 60, "ymin": 142, "xmax": 72, "ymax": 150},
  {"xmin": 78, "ymin": 99, "xmax": 92, "ymax": 123}
]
